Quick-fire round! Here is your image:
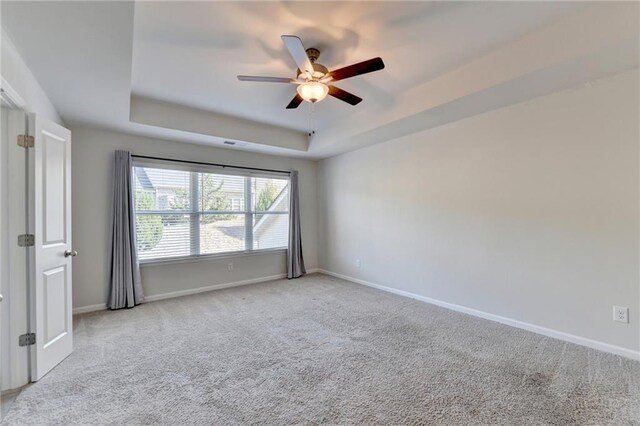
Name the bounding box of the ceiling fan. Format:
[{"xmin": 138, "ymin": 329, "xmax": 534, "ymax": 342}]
[{"xmin": 237, "ymin": 35, "xmax": 385, "ymax": 109}]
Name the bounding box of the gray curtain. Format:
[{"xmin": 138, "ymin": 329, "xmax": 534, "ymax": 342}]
[
  {"xmin": 107, "ymin": 150, "xmax": 144, "ymax": 309},
  {"xmin": 287, "ymin": 170, "xmax": 306, "ymax": 279}
]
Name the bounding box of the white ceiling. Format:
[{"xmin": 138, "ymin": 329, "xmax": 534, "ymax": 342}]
[{"xmin": 2, "ymin": 1, "xmax": 638, "ymax": 159}]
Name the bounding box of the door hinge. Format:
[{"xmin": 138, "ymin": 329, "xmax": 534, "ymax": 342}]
[
  {"xmin": 17, "ymin": 134, "xmax": 34, "ymax": 148},
  {"xmin": 19, "ymin": 333, "xmax": 36, "ymax": 347},
  {"xmin": 17, "ymin": 234, "xmax": 35, "ymax": 247}
]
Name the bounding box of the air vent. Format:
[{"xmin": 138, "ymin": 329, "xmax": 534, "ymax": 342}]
[{"xmin": 223, "ymin": 141, "xmax": 236, "ymax": 146}]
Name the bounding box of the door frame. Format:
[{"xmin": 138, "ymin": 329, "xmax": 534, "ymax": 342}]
[{"xmin": 0, "ymin": 77, "xmax": 31, "ymax": 391}]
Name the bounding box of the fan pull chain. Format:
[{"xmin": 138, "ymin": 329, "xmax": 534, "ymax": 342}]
[{"xmin": 308, "ymin": 102, "xmax": 316, "ymax": 137}]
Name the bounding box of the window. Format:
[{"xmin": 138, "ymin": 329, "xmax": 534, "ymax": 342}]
[{"xmin": 133, "ymin": 160, "xmax": 289, "ymax": 262}]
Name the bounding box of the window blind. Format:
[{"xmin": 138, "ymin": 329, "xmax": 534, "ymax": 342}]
[{"xmin": 133, "ymin": 161, "xmax": 289, "ymax": 262}]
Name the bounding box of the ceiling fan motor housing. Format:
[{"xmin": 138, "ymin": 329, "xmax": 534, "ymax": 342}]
[
  {"xmin": 294, "ymin": 48, "xmax": 328, "ymax": 80},
  {"xmin": 297, "ymin": 63, "xmax": 328, "ymax": 80}
]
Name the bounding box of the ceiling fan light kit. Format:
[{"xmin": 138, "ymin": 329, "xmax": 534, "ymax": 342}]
[
  {"xmin": 297, "ymin": 81, "xmax": 329, "ymax": 103},
  {"xmin": 237, "ymin": 35, "xmax": 385, "ymax": 109}
]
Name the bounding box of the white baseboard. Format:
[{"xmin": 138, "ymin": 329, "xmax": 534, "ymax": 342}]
[
  {"xmin": 73, "ymin": 303, "xmax": 107, "ymax": 314},
  {"xmin": 73, "ymin": 269, "xmax": 321, "ymax": 315},
  {"xmin": 317, "ymin": 269, "xmax": 640, "ymax": 361},
  {"xmin": 144, "ymin": 273, "xmax": 288, "ymax": 303}
]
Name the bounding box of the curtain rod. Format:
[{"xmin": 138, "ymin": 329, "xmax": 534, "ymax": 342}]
[{"xmin": 131, "ymin": 155, "xmax": 291, "ymax": 175}]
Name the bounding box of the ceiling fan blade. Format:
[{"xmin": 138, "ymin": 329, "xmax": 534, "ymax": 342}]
[
  {"xmin": 237, "ymin": 75, "xmax": 293, "ymax": 83},
  {"xmin": 281, "ymin": 35, "xmax": 314, "ymax": 76},
  {"xmin": 328, "ymin": 86, "xmax": 363, "ymax": 106},
  {"xmin": 286, "ymin": 94, "xmax": 304, "ymax": 109},
  {"xmin": 328, "ymin": 57, "xmax": 385, "ymax": 82}
]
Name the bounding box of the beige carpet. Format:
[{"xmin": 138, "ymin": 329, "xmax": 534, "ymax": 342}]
[{"xmin": 5, "ymin": 274, "xmax": 639, "ymax": 425}]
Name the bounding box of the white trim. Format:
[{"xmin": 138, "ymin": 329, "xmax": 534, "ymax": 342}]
[
  {"xmin": 73, "ymin": 269, "xmax": 320, "ymax": 315},
  {"xmin": 317, "ymin": 269, "xmax": 640, "ymax": 361},
  {"xmin": 0, "ymin": 76, "xmax": 27, "ymax": 109},
  {"xmin": 72, "ymin": 303, "xmax": 107, "ymax": 315}
]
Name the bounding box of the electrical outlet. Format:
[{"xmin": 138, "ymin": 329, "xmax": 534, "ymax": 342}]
[
  {"xmin": 228, "ymin": 262, "xmax": 233, "ymax": 271},
  {"xmin": 356, "ymin": 259, "xmax": 361, "ymax": 269},
  {"xmin": 613, "ymin": 306, "xmax": 628, "ymax": 323}
]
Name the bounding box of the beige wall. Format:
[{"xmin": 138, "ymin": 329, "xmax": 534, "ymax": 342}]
[
  {"xmin": 318, "ymin": 70, "xmax": 639, "ymax": 353},
  {"xmin": 71, "ymin": 127, "xmax": 318, "ymax": 309}
]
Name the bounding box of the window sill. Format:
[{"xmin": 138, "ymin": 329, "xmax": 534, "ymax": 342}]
[{"xmin": 139, "ymin": 248, "xmax": 287, "ymax": 267}]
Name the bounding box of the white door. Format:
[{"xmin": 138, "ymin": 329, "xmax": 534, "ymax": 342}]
[{"xmin": 29, "ymin": 114, "xmax": 73, "ymax": 381}]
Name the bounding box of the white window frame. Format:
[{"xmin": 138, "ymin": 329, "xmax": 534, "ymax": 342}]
[{"xmin": 132, "ymin": 158, "xmax": 290, "ymax": 264}]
